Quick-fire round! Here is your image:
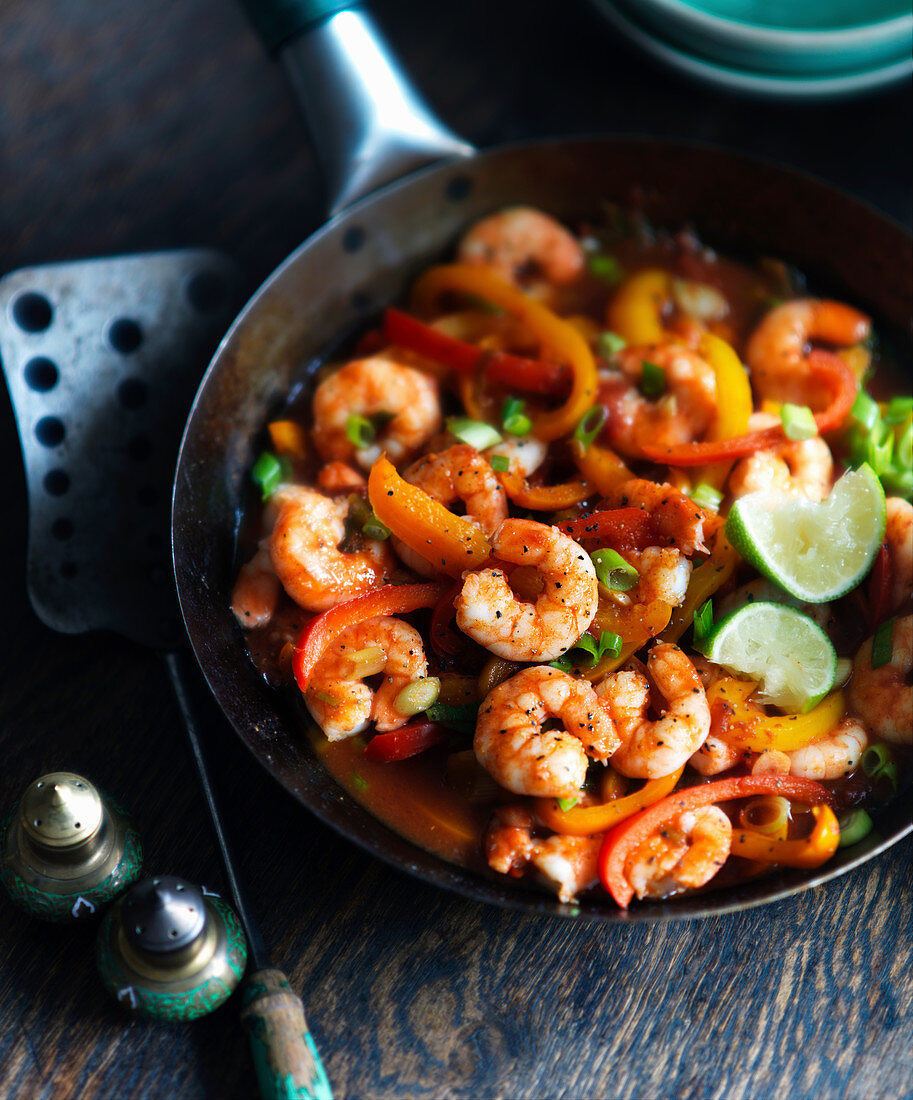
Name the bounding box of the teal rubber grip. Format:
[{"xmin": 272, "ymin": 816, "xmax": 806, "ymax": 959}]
[{"xmin": 239, "ymin": 0, "xmax": 364, "ymax": 53}]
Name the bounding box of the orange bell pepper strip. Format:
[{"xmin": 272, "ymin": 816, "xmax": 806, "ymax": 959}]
[
  {"xmin": 368, "ymin": 454, "xmax": 491, "ymax": 578},
  {"xmin": 732, "ymin": 805, "xmax": 840, "ymax": 868},
  {"xmin": 497, "ymin": 468, "xmax": 593, "ymax": 510},
  {"xmin": 535, "ymin": 766, "xmax": 685, "ymax": 837},
  {"xmin": 707, "ymin": 677, "xmax": 847, "ymax": 752},
  {"xmin": 581, "ymin": 599, "xmax": 673, "ymax": 681},
  {"xmin": 410, "ymin": 264, "xmax": 598, "ymax": 441},
  {"xmin": 571, "ymin": 439, "xmax": 633, "ymax": 495},
  {"xmin": 640, "ymin": 351, "xmax": 857, "ymax": 466},
  {"xmin": 293, "ymin": 581, "xmax": 448, "ymax": 693},
  {"xmin": 661, "ymin": 528, "xmax": 740, "ymax": 643},
  {"xmin": 689, "ymin": 333, "xmax": 753, "ymax": 491},
  {"xmin": 598, "ymin": 774, "xmax": 834, "ymax": 907},
  {"xmin": 605, "ymin": 269, "xmax": 672, "ymax": 345},
  {"xmin": 268, "ymin": 419, "xmax": 307, "ymax": 460}
]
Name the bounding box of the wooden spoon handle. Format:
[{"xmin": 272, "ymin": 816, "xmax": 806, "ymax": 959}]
[{"xmin": 241, "ymin": 969, "xmax": 333, "ymax": 1100}]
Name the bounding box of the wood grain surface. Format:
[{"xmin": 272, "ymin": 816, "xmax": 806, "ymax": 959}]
[{"xmin": 1, "ymin": 1, "xmax": 911, "ymax": 1097}]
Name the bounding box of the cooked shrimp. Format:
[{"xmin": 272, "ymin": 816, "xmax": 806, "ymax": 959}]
[
  {"xmin": 484, "ymin": 805, "xmax": 601, "ymax": 903},
  {"xmin": 787, "ymin": 717, "xmax": 869, "ymax": 780},
  {"xmin": 746, "ymin": 298, "xmax": 870, "ymax": 406},
  {"xmin": 403, "ymin": 445, "xmax": 507, "ymax": 535},
  {"xmin": 484, "ymin": 435, "xmax": 547, "ymax": 478},
  {"xmin": 305, "ymin": 616, "xmax": 427, "ymax": 741},
  {"xmin": 474, "ymin": 666, "xmax": 620, "ymax": 798},
  {"xmin": 615, "ymin": 546, "xmax": 692, "ymax": 608},
  {"xmin": 457, "ymin": 206, "xmax": 585, "ymax": 298},
  {"xmin": 596, "ymin": 643, "xmax": 711, "ymax": 778},
  {"xmin": 751, "ymin": 750, "xmax": 791, "ymax": 776},
  {"xmin": 231, "ymin": 545, "xmax": 280, "ymax": 629},
  {"xmin": 600, "ymin": 478, "xmax": 709, "ymax": 557},
  {"xmin": 601, "ymin": 343, "xmax": 717, "ymax": 458},
  {"xmin": 885, "ymin": 497, "xmax": 913, "ymax": 614},
  {"xmin": 456, "ymin": 520, "xmax": 598, "ymax": 662},
  {"xmin": 269, "ymin": 486, "xmax": 395, "ymax": 612},
  {"xmin": 311, "ymin": 357, "xmax": 441, "ymax": 468},
  {"xmin": 316, "ymin": 461, "xmax": 366, "ymax": 493},
  {"xmin": 847, "ymin": 615, "xmax": 912, "ymax": 745},
  {"xmin": 689, "ymin": 735, "xmax": 743, "ymax": 776},
  {"xmin": 728, "ymin": 413, "xmax": 833, "ymax": 502},
  {"xmin": 623, "ymin": 805, "xmax": 732, "ymax": 901}
]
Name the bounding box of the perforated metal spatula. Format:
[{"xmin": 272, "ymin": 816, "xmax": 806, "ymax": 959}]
[{"xmin": 0, "ymin": 251, "xmax": 333, "ymax": 1100}]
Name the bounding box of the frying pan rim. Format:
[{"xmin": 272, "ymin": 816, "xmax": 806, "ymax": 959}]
[{"xmin": 173, "ymin": 132, "xmax": 913, "ymax": 923}]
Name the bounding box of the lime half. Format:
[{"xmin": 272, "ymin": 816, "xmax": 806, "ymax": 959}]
[
  {"xmin": 725, "ymin": 464, "xmax": 886, "ymax": 603},
  {"xmin": 701, "ymin": 602, "xmax": 837, "ymax": 712}
]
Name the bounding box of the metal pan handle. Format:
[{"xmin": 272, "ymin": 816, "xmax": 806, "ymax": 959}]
[{"xmin": 240, "ymin": 0, "xmax": 474, "ymax": 214}]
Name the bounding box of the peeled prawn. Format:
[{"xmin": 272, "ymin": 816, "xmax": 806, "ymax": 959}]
[
  {"xmin": 885, "ymin": 497, "xmax": 913, "ymax": 614},
  {"xmin": 231, "ymin": 545, "xmax": 281, "ymax": 629},
  {"xmin": 623, "ymin": 804, "xmax": 732, "ymax": 901},
  {"xmin": 456, "ymin": 519, "xmax": 598, "ymax": 662},
  {"xmin": 600, "ymin": 478, "xmax": 709, "ymax": 556},
  {"xmin": 728, "ymin": 412, "xmax": 833, "ymax": 502},
  {"xmin": 847, "ymin": 614, "xmax": 912, "ymax": 745},
  {"xmin": 311, "ymin": 357, "xmax": 441, "ymax": 469},
  {"xmin": 474, "ymin": 666, "xmax": 619, "ymax": 798},
  {"xmin": 269, "ymin": 486, "xmax": 395, "ymax": 612},
  {"xmin": 619, "ymin": 546, "xmax": 692, "ymax": 608},
  {"xmin": 306, "ymin": 616, "xmax": 427, "ymax": 741},
  {"xmin": 596, "ymin": 643, "xmax": 711, "ymax": 778},
  {"xmin": 787, "ymin": 717, "xmax": 869, "ymax": 780},
  {"xmin": 484, "ymin": 435, "xmax": 547, "ymax": 479}
]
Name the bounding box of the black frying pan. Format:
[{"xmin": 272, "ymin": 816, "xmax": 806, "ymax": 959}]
[{"xmin": 172, "ymin": 3, "xmax": 913, "ymax": 921}]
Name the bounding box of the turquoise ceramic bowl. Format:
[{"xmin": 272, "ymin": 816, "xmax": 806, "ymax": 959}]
[{"xmin": 612, "ymin": 0, "xmax": 913, "ymax": 75}]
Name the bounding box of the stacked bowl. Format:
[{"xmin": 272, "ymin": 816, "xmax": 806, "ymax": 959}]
[{"xmin": 588, "ymin": 0, "xmax": 913, "ymax": 98}]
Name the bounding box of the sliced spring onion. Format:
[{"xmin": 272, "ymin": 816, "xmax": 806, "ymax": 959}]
[
  {"xmin": 490, "ymin": 453, "xmax": 510, "ymax": 473},
  {"xmin": 502, "ymin": 397, "xmax": 532, "ymax": 436},
  {"xmin": 556, "ymin": 796, "xmax": 580, "ymax": 813},
  {"xmin": 427, "ymin": 701, "xmax": 479, "ymax": 724},
  {"xmin": 850, "ymin": 391, "xmax": 880, "ymax": 431},
  {"xmin": 588, "ymin": 254, "xmax": 624, "ymax": 284},
  {"xmin": 640, "ymin": 360, "xmax": 666, "ymax": 399},
  {"xmin": 347, "ymin": 493, "xmax": 373, "ymax": 527},
  {"xmin": 348, "ymin": 646, "xmax": 386, "ymax": 678},
  {"xmin": 834, "ymin": 657, "xmax": 853, "ymax": 687},
  {"xmin": 597, "ymin": 331, "xmax": 627, "ymax": 359},
  {"xmin": 838, "ymin": 809, "xmax": 874, "ymax": 847},
  {"xmin": 690, "ymin": 482, "xmax": 723, "ymax": 512},
  {"xmin": 862, "ymin": 743, "xmax": 892, "ymax": 777},
  {"xmin": 739, "ymin": 796, "xmax": 790, "ymax": 837},
  {"xmin": 447, "ymin": 416, "xmax": 502, "ymax": 450},
  {"xmin": 346, "ymin": 414, "xmax": 375, "ymax": 449},
  {"xmin": 872, "ymin": 617, "xmax": 895, "ymax": 670},
  {"xmin": 551, "ymin": 630, "xmax": 622, "ymax": 672},
  {"xmin": 590, "ymin": 548, "xmax": 639, "ymax": 593},
  {"xmin": 884, "ymin": 396, "xmax": 913, "ymax": 424},
  {"xmin": 573, "ymin": 405, "xmax": 608, "ymax": 450},
  {"xmin": 313, "ymin": 690, "xmax": 342, "ymax": 707},
  {"xmin": 362, "ymin": 515, "xmax": 392, "ymax": 540},
  {"xmin": 352, "ymin": 773, "xmax": 369, "ymax": 792},
  {"xmin": 692, "ymin": 598, "xmax": 714, "ymax": 647},
  {"xmin": 780, "ymin": 403, "xmax": 818, "ymax": 442},
  {"xmin": 251, "ymin": 452, "xmax": 290, "ymax": 501},
  {"xmin": 394, "ymin": 677, "xmax": 441, "ymax": 717}
]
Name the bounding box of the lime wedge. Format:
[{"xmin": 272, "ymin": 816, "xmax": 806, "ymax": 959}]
[
  {"xmin": 725, "ymin": 464, "xmax": 886, "ymax": 603},
  {"xmin": 701, "ymin": 602, "xmax": 837, "ymax": 712}
]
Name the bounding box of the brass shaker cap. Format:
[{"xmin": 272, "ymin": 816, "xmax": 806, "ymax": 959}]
[{"xmin": 20, "ymin": 772, "xmax": 104, "ymax": 849}]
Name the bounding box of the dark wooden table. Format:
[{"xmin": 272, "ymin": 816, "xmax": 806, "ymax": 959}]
[{"xmin": 1, "ymin": 1, "xmax": 911, "ymax": 1097}]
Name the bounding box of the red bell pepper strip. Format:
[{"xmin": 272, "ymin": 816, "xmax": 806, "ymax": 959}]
[
  {"xmin": 363, "ymin": 719, "xmax": 450, "ymax": 762},
  {"xmin": 640, "ymin": 351, "xmax": 857, "ymax": 466},
  {"xmin": 557, "ymin": 508, "xmax": 658, "ymax": 552},
  {"xmin": 293, "ymin": 581, "xmax": 447, "ymax": 693},
  {"xmin": 430, "ymin": 581, "xmax": 464, "ymax": 657},
  {"xmin": 598, "ymin": 774, "xmax": 834, "ymax": 908},
  {"xmin": 869, "ymin": 543, "xmax": 892, "ymax": 629},
  {"xmin": 383, "ymin": 308, "xmax": 568, "ymax": 395}
]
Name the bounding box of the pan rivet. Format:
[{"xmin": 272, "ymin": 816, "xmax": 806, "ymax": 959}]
[
  {"xmin": 23, "ymin": 357, "xmax": 59, "ymax": 392},
  {"xmin": 342, "ymin": 226, "xmax": 365, "ymax": 253},
  {"xmin": 107, "ymin": 317, "xmax": 143, "ymax": 354},
  {"xmin": 0, "ymin": 771, "xmax": 143, "ymax": 923},
  {"xmin": 11, "ymin": 291, "xmax": 53, "ymax": 333}
]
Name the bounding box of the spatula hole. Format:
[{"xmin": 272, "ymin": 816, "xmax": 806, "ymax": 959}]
[
  {"xmin": 52, "ymin": 518, "xmax": 74, "ymax": 540},
  {"xmin": 44, "ymin": 469, "xmax": 69, "ymax": 496},
  {"xmin": 35, "ymin": 417, "xmax": 65, "ymax": 447},
  {"xmin": 126, "ymin": 434, "xmax": 152, "ymax": 461},
  {"xmin": 107, "ymin": 318, "xmax": 143, "ymax": 354},
  {"xmin": 11, "ymin": 291, "xmax": 53, "ymax": 333},
  {"xmin": 60, "ymin": 562, "xmax": 77, "ymax": 579},
  {"xmin": 24, "ymin": 357, "xmax": 59, "ymax": 392},
  {"xmin": 118, "ymin": 378, "xmax": 149, "ymax": 409}
]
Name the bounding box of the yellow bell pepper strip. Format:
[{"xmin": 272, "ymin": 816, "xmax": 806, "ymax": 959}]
[
  {"xmin": 732, "ymin": 805, "xmax": 840, "ymax": 868},
  {"xmin": 497, "ymin": 468, "xmax": 593, "ymax": 510},
  {"xmin": 535, "ymin": 766, "xmax": 685, "ymax": 837},
  {"xmin": 368, "ymin": 454, "xmax": 491, "ymax": 578},
  {"xmin": 582, "ymin": 599, "xmax": 673, "ymax": 681},
  {"xmin": 598, "ymin": 774, "xmax": 834, "ymax": 907},
  {"xmin": 707, "ymin": 677, "xmax": 847, "ymax": 752},
  {"xmin": 605, "ymin": 268, "xmax": 672, "ymax": 344},
  {"xmin": 661, "ymin": 528, "xmax": 740, "ymax": 643},
  {"xmin": 410, "ymin": 264, "xmax": 597, "ymax": 442},
  {"xmin": 690, "ymin": 333, "xmax": 753, "ymax": 491},
  {"xmin": 571, "ymin": 439, "xmax": 633, "ymax": 495}
]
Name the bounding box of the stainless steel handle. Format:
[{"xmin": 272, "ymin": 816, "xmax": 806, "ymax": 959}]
[{"xmin": 280, "ymin": 9, "xmax": 475, "ymax": 215}]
